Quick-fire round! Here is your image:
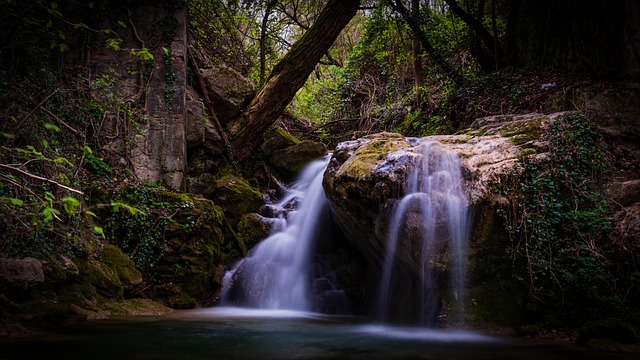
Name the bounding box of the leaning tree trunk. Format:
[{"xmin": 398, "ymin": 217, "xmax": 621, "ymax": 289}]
[
  {"xmin": 411, "ymin": 0, "xmax": 426, "ymax": 105},
  {"xmin": 228, "ymin": 0, "xmax": 361, "ymax": 163}
]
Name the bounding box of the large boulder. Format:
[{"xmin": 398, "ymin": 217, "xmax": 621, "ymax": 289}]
[
  {"xmin": 200, "ymin": 174, "xmax": 265, "ymax": 226},
  {"xmin": 200, "ymin": 64, "xmax": 256, "ymax": 123},
  {"xmin": 0, "ymin": 256, "xmax": 45, "ymax": 289},
  {"xmin": 322, "ymin": 113, "xmax": 566, "ymax": 324},
  {"xmin": 261, "ymin": 126, "xmax": 328, "ymax": 179},
  {"xmin": 323, "ymin": 113, "xmax": 548, "ymax": 269}
]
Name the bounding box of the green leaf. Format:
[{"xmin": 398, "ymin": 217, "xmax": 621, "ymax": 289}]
[
  {"xmin": 83, "ymin": 146, "xmax": 93, "ymax": 155},
  {"xmin": 85, "ymin": 210, "xmax": 97, "ymax": 218},
  {"xmin": 0, "ymin": 197, "xmax": 24, "ymax": 206},
  {"xmin": 42, "ymin": 206, "xmax": 60, "ymax": 221},
  {"xmin": 26, "ymin": 145, "xmax": 44, "ymax": 158},
  {"xmin": 44, "ymin": 191, "xmax": 55, "ymax": 205},
  {"xmin": 44, "ymin": 123, "xmax": 61, "ymax": 132},
  {"xmin": 130, "ymin": 48, "xmax": 154, "ymax": 61},
  {"xmin": 54, "ymin": 157, "xmax": 73, "ymax": 166},
  {"xmin": 62, "ymin": 196, "xmax": 80, "ymax": 214},
  {"xmin": 93, "ymin": 226, "xmax": 105, "ymax": 239},
  {"xmin": 111, "ymin": 201, "xmax": 148, "ymax": 217},
  {"xmin": 1, "ymin": 132, "xmax": 15, "ymax": 139},
  {"xmin": 106, "ymin": 38, "xmax": 122, "ymax": 51}
]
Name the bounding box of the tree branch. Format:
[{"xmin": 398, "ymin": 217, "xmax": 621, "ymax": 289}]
[
  {"xmin": 40, "ymin": 107, "xmax": 81, "ymax": 135},
  {"xmin": 187, "ymin": 46, "xmax": 231, "ymax": 150},
  {"xmin": 15, "ymin": 89, "xmax": 60, "ymax": 130},
  {"xmin": 0, "ymin": 164, "xmax": 84, "ymax": 195},
  {"xmin": 387, "ymin": 0, "xmax": 464, "ymax": 85}
]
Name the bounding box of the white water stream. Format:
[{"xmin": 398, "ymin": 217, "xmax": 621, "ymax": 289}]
[
  {"xmin": 220, "ymin": 156, "xmax": 331, "ymax": 311},
  {"xmin": 376, "ymin": 140, "xmax": 469, "ymax": 325}
]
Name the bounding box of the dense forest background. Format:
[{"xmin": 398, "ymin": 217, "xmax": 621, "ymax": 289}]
[{"xmin": 1, "ymin": 0, "xmax": 639, "ymax": 340}]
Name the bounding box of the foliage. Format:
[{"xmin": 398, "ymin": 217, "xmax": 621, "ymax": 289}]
[
  {"xmin": 0, "ymin": 0, "xmax": 156, "ymax": 259},
  {"xmin": 188, "ymin": 0, "xmax": 260, "ymax": 77},
  {"xmin": 0, "ymin": 61, "xmax": 106, "ymax": 258},
  {"xmin": 290, "ymin": 1, "xmax": 472, "ymax": 144},
  {"xmin": 494, "ymin": 113, "xmax": 619, "ymax": 323},
  {"xmin": 96, "ymin": 181, "xmax": 198, "ymax": 273}
]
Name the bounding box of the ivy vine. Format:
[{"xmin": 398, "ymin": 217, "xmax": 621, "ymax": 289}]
[{"xmin": 495, "ymin": 112, "xmax": 620, "ymax": 321}]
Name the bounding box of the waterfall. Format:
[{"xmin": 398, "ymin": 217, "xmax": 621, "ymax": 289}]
[
  {"xmin": 375, "ymin": 140, "xmax": 469, "ymax": 326},
  {"xmin": 220, "ymin": 156, "xmax": 332, "ymax": 311}
]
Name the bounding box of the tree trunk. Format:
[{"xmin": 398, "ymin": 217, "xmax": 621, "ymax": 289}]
[
  {"xmin": 259, "ymin": 0, "xmax": 278, "ymax": 87},
  {"xmin": 229, "ymin": 0, "xmax": 361, "ymax": 163},
  {"xmin": 444, "ymin": 0, "xmax": 499, "ymax": 70},
  {"xmin": 504, "ymin": 0, "xmax": 521, "ymax": 67},
  {"xmin": 388, "ymin": 0, "xmax": 464, "ymax": 85},
  {"xmin": 411, "ymin": 0, "xmax": 426, "ymax": 105}
]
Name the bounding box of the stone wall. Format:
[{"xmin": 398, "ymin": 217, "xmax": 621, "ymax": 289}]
[
  {"xmin": 90, "ymin": 1, "xmax": 188, "ymax": 191},
  {"xmin": 130, "ymin": 6, "xmax": 187, "ymax": 191}
]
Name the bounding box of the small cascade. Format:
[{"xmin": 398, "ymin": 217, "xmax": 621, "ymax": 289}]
[
  {"xmin": 375, "ymin": 140, "xmax": 469, "ymax": 326},
  {"xmin": 220, "ymin": 156, "xmax": 344, "ymax": 312}
]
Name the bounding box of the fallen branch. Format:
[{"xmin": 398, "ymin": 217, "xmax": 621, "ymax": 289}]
[
  {"xmin": 15, "ymin": 89, "xmax": 60, "ymax": 130},
  {"xmin": 0, "ymin": 164, "xmax": 84, "ymax": 195},
  {"xmin": 40, "ymin": 107, "xmax": 81, "ymax": 135},
  {"xmin": 187, "ymin": 46, "xmax": 231, "ymax": 150}
]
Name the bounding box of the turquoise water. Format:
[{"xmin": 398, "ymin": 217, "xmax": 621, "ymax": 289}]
[{"xmin": 1, "ymin": 307, "xmax": 637, "ymax": 360}]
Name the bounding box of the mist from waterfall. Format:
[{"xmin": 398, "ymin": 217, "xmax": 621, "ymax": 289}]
[
  {"xmin": 375, "ymin": 140, "xmax": 469, "ymax": 326},
  {"xmin": 219, "ymin": 156, "xmax": 331, "ymax": 311}
]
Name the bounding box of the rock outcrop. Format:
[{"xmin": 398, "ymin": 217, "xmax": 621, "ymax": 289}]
[
  {"xmin": 321, "ymin": 112, "xmax": 574, "ymax": 324},
  {"xmin": 323, "ymin": 113, "xmax": 551, "ymax": 269}
]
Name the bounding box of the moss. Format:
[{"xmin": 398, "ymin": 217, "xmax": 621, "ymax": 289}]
[
  {"xmin": 208, "ymin": 174, "xmax": 264, "ymax": 223},
  {"xmin": 98, "ymin": 244, "xmax": 142, "ymax": 288},
  {"xmin": 465, "ymin": 202, "xmax": 526, "ymax": 326},
  {"xmin": 517, "ymin": 148, "xmax": 538, "ymax": 160},
  {"xmin": 100, "ymin": 298, "xmax": 173, "ymax": 315},
  {"xmin": 236, "ymin": 213, "xmax": 270, "ymax": 251},
  {"xmin": 76, "ymin": 258, "xmax": 124, "ymax": 300},
  {"xmin": 336, "ymin": 138, "xmax": 407, "ymax": 180},
  {"xmin": 261, "ymin": 126, "xmax": 300, "ymax": 156},
  {"xmin": 269, "ymin": 140, "xmax": 328, "ymax": 175},
  {"xmin": 497, "ymin": 116, "xmax": 545, "ymax": 138}
]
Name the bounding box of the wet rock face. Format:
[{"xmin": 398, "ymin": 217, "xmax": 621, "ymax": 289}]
[
  {"xmin": 322, "ymin": 120, "xmax": 535, "ymax": 270},
  {"xmin": 322, "ymin": 115, "xmax": 559, "ymax": 324}
]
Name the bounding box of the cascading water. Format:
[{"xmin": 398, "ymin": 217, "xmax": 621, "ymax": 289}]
[
  {"xmin": 219, "ymin": 156, "xmax": 335, "ymax": 311},
  {"xmin": 375, "ymin": 140, "xmax": 469, "ymax": 326}
]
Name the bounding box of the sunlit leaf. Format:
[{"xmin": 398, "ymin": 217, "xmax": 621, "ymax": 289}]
[
  {"xmin": 62, "ymin": 196, "xmax": 80, "ymax": 214},
  {"xmin": 42, "ymin": 206, "xmax": 60, "ymax": 221},
  {"xmin": 0, "ymin": 197, "xmax": 24, "ymax": 206},
  {"xmin": 44, "ymin": 123, "xmax": 61, "ymax": 132}
]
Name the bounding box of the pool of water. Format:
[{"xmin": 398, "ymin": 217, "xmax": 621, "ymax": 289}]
[{"xmin": 1, "ymin": 307, "xmax": 637, "ymax": 360}]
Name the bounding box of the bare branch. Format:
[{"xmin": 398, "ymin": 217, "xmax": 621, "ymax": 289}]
[
  {"xmin": 0, "ymin": 164, "xmax": 84, "ymax": 195},
  {"xmin": 40, "ymin": 107, "xmax": 81, "ymax": 135},
  {"xmin": 15, "ymin": 89, "xmax": 60, "ymax": 130}
]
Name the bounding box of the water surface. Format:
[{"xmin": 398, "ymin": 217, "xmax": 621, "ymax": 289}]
[{"xmin": 1, "ymin": 307, "xmax": 636, "ymax": 360}]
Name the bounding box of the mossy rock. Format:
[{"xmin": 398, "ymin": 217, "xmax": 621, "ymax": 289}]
[
  {"xmin": 236, "ymin": 213, "xmax": 271, "ymax": 252},
  {"xmin": 577, "ymin": 319, "xmax": 640, "ymax": 345},
  {"xmin": 205, "ymin": 174, "xmax": 264, "ymax": 223},
  {"xmin": 77, "ymin": 257, "xmax": 124, "ymax": 300},
  {"xmin": 261, "ymin": 126, "xmax": 300, "ymax": 157},
  {"xmin": 98, "ymin": 244, "xmax": 142, "ymax": 290},
  {"xmin": 100, "ymin": 298, "xmax": 174, "ymax": 316},
  {"xmin": 143, "ymin": 195, "xmax": 238, "ymax": 307},
  {"xmin": 150, "ymin": 282, "xmax": 198, "ymax": 309}
]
